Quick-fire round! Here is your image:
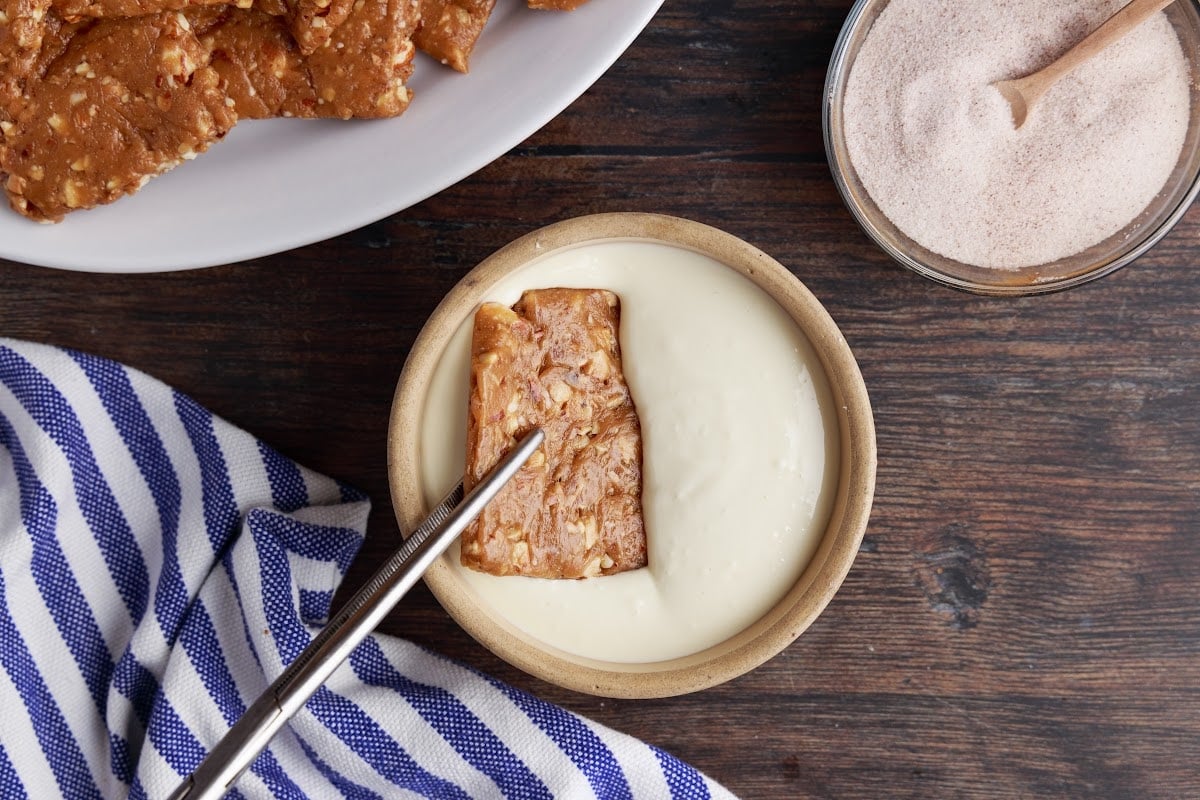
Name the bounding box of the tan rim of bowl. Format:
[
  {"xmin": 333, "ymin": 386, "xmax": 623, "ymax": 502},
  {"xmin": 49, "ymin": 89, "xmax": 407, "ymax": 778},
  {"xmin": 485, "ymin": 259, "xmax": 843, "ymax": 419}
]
[{"xmin": 387, "ymin": 212, "xmax": 877, "ymax": 698}]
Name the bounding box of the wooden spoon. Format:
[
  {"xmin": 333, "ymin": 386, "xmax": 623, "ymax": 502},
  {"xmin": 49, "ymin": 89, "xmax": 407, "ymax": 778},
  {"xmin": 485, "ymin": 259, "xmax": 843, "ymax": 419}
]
[{"xmin": 994, "ymin": 0, "xmax": 1176, "ymax": 128}]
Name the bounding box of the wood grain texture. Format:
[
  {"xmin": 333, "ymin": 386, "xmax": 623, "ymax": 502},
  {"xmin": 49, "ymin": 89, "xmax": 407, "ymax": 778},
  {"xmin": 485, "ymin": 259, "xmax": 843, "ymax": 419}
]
[{"xmin": 3, "ymin": 1, "xmax": 1200, "ymax": 797}]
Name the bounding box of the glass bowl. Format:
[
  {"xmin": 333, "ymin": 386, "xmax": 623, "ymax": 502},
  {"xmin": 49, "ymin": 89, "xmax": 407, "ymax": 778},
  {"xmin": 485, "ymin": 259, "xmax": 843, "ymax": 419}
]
[{"xmin": 823, "ymin": 0, "xmax": 1200, "ymax": 296}]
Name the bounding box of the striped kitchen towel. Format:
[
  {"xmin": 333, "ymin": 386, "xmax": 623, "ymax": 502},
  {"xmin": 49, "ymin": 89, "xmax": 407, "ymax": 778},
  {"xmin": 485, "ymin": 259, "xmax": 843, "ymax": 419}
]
[{"xmin": 0, "ymin": 338, "xmax": 734, "ymax": 800}]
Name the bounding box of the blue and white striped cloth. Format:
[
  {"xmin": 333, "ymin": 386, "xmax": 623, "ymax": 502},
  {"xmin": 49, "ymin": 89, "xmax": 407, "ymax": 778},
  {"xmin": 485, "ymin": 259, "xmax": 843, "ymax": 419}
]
[{"xmin": 0, "ymin": 338, "xmax": 734, "ymax": 800}]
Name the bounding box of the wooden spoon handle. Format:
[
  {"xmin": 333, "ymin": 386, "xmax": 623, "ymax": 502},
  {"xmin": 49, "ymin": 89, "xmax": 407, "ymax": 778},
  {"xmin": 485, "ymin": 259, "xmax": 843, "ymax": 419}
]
[{"xmin": 1036, "ymin": 0, "xmax": 1176, "ymax": 87}]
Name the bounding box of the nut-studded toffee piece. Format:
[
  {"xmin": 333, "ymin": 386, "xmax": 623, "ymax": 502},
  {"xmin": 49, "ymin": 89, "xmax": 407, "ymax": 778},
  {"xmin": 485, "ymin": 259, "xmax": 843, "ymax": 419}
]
[
  {"xmin": 0, "ymin": 11, "xmax": 235, "ymax": 222},
  {"xmin": 413, "ymin": 0, "xmax": 494, "ymax": 73},
  {"xmin": 463, "ymin": 288, "xmax": 647, "ymax": 579},
  {"xmin": 192, "ymin": 0, "xmax": 417, "ymax": 120},
  {"xmin": 51, "ymin": 0, "xmax": 242, "ymax": 22},
  {"xmin": 52, "ymin": 0, "xmax": 344, "ymax": 58}
]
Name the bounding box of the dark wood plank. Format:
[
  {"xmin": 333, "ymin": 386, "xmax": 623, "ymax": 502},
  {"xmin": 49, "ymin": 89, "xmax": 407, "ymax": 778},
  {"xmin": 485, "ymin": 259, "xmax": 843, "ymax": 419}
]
[{"xmin": 3, "ymin": 0, "xmax": 1200, "ymax": 797}]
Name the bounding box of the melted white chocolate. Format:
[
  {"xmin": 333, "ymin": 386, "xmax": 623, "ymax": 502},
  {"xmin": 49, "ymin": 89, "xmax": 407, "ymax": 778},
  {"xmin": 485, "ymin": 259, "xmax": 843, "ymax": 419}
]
[{"xmin": 419, "ymin": 240, "xmax": 838, "ymax": 663}]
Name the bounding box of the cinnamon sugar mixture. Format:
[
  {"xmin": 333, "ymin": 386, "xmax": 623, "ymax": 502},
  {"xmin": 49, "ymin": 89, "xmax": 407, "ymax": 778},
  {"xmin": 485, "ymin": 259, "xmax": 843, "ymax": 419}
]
[{"xmin": 843, "ymin": 0, "xmax": 1192, "ymax": 270}]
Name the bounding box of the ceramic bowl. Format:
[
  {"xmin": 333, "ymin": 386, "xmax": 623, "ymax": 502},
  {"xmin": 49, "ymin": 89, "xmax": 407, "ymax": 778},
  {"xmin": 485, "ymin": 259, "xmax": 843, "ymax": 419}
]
[
  {"xmin": 387, "ymin": 212, "xmax": 876, "ymax": 698},
  {"xmin": 824, "ymin": 0, "xmax": 1200, "ymax": 296}
]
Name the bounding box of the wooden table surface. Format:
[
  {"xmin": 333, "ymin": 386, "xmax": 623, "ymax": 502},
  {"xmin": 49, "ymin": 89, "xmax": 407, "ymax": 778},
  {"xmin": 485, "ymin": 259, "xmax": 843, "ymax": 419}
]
[{"xmin": 4, "ymin": 2, "xmax": 1200, "ymax": 797}]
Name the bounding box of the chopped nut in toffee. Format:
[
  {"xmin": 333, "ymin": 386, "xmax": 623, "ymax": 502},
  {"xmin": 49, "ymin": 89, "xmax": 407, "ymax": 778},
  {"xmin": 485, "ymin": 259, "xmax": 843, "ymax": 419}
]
[{"xmin": 463, "ymin": 288, "xmax": 647, "ymax": 579}]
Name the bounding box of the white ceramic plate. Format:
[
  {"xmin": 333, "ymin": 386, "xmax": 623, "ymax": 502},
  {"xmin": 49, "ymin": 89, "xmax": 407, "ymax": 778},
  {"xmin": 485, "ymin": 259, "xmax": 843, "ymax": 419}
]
[{"xmin": 0, "ymin": 0, "xmax": 662, "ymax": 273}]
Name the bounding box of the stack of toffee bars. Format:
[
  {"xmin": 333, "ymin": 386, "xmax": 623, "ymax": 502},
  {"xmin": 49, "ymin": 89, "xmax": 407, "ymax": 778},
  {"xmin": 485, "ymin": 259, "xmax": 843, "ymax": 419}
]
[{"xmin": 0, "ymin": 0, "xmax": 586, "ymax": 221}]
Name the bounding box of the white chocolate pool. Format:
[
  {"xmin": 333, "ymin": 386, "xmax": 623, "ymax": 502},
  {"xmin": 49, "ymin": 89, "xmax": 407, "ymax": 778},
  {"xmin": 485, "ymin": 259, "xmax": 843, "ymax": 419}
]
[{"xmin": 418, "ymin": 240, "xmax": 839, "ymax": 663}]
